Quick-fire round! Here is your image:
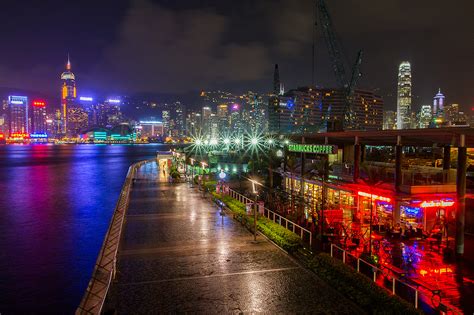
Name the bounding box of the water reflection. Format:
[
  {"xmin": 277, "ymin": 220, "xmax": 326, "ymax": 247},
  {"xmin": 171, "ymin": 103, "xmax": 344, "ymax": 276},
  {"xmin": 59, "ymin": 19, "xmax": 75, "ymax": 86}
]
[{"xmin": 0, "ymin": 144, "xmax": 169, "ymax": 313}]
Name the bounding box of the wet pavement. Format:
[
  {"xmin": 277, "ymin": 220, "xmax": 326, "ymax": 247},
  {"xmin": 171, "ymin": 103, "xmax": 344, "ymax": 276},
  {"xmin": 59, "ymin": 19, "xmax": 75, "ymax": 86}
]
[{"xmin": 108, "ymin": 162, "xmax": 363, "ymax": 314}]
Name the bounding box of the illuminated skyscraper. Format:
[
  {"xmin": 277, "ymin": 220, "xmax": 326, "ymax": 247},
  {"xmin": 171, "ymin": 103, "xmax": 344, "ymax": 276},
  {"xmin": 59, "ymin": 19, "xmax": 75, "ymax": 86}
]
[
  {"xmin": 433, "ymin": 89, "xmax": 445, "ymax": 117},
  {"xmin": 61, "ymin": 55, "xmax": 77, "ymax": 134},
  {"xmin": 396, "ymin": 61, "xmax": 412, "ymax": 129},
  {"xmin": 32, "ymin": 100, "xmax": 47, "ymax": 135},
  {"xmin": 418, "ymin": 105, "xmax": 432, "ymax": 129},
  {"xmin": 8, "ymin": 95, "xmax": 28, "ymax": 135}
]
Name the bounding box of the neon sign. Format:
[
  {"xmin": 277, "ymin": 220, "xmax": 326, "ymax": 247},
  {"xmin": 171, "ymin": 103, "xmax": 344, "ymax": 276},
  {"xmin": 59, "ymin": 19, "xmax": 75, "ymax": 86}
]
[
  {"xmin": 30, "ymin": 133, "xmax": 48, "ymax": 138},
  {"xmin": 33, "ymin": 100, "xmax": 46, "ymax": 107},
  {"xmin": 79, "ymin": 96, "xmax": 93, "ymax": 101},
  {"xmin": 401, "ymin": 206, "xmax": 421, "ymax": 216},
  {"xmin": 288, "ymin": 144, "xmax": 338, "ymax": 154},
  {"xmin": 358, "ymin": 191, "xmax": 391, "ymax": 202},
  {"xmin": 9, "ymin": 133, "xmax": 29, "ymax": 139},
  {"xmin": 420, "ymin": 200, "xmax": 455, "ymax": 208},
  {"xmin": 107, "ymin": 99, "xmax": 120, "ymax": 103}
]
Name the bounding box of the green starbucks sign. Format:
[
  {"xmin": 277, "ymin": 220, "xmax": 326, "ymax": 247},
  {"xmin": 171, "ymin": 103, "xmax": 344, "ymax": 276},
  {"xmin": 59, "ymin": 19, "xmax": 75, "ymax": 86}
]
[{"xmin": 288, "ymin": 144, "xmax": 337, "ymax": 154}]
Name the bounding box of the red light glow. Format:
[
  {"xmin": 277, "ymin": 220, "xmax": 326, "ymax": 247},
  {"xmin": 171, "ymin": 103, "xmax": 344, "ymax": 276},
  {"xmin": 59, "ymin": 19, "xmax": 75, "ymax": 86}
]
[
  {"xmin": 420, "ymin": 200, "xmax": 455, "ymax": 208},
  {"xmin": 358, "ymin": 191, "xmax": 391, "ymax": 202},
  {"xmin": 9, "ymin": 133, "xmax": 30, "ymax": 139},
  {"xmin": 33, "ymin": 100, "xmax": 46, "ymax": 107}
]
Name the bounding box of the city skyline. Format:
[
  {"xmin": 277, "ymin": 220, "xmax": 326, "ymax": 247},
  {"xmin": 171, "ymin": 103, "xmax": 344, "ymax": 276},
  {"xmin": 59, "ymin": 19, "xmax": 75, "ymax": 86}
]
[{"xmin": 0, "ymin": 0, "xmax": 472, "ymax": 111}]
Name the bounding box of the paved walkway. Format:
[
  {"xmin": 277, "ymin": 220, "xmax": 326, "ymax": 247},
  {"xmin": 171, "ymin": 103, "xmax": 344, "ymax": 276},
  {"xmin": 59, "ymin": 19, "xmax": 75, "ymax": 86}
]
[{"xmin": 107, "ymin": 162, "xmax": 362, "ymax": 313}]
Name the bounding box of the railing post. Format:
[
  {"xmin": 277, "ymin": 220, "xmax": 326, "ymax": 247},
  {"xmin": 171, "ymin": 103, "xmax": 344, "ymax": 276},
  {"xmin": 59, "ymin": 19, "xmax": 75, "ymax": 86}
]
[
  {"xmin": 300, "ymin": 229, "xmax": 303, "ymax": 238},
  {"xmin": 415, "ymin": 290, "xmax": 418, "ymax": 309},
  {"xmin": 373, "ymin": 270, "xmax": 377, "ymax": 282},
  {"xmin": 343, "ymin": 250, "xmax": 346, "ymax": 263},
  {"xmin": 292, "ymin": 224, "xmax": 295, "ymax": 233},
  {"xmin": 392, "ymin": 278, "xmax": 396, "ymax": 295},
  {"xmin": 309, "ymin": 232, "xmax": 312, "ymax": 247},
  {"xmin": 330, "ymin": 244, "xmax": 333, "ymax": 257},
  {"xmin": 357, "ymin": 259, "xmax": 360, "ymax": 272}
]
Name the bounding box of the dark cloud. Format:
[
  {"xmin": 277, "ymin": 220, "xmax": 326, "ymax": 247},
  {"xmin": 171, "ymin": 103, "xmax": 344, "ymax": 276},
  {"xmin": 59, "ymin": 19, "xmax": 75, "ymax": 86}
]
[
  {"xmin": 90, "ymin": 0, "xmax": 268, "ymax": 93},
  {"xmin": 0, "ymin": 0, "xmax": 472, "ymax": 111}
]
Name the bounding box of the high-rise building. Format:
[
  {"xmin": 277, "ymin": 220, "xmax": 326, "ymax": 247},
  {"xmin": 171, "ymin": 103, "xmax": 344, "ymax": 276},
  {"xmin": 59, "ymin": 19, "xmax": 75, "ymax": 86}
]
[
  {"xmin": 273, "ymin": 64, "xmax": 280, "ymax": 94},
  {"xmin": 31, "ymin": 100, "xmax": 47, "ymax": 135},
  {"xmin": 433, "ymin": 89, "xmax": 445, "ymax": 118},
  {"xmin": 173, "ymin": 102, "xmax": 185, "ymax": 136},
  {"xmin": 383, "ymin": 111, "xmax": 397, "ymax": 130},
  {"xmin": 202, "ymin": 106, "xmax": 212, "ymax": 135},
  {"xmin": 8, "ymin": 95, "xmax": 28, "ymax": 135},
  {"xmin": 61, "ymin": 55, "xmax": 77, "ymax": 134},
  {"xmin": 418, "ymin": 105, "xmax": 432, "ymax": 129},
  {"xmin": 396, "ymin": 61, "xmax": 412, "ymax": 129},
  {"xmin": 162, "ymin": 110, "xmax": 170, "ymax": 134}
]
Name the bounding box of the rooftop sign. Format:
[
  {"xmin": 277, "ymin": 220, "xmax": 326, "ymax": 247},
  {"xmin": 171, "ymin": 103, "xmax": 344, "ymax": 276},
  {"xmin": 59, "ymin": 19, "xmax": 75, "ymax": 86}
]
[{"xmin": 288, "ymin": 144, "xmax": 338, "ymax": 154}]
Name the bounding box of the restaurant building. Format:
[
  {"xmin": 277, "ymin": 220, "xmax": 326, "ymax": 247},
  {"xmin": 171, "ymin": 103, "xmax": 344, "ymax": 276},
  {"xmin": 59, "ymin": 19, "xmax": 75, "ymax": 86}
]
[{"xmin": 283, "ymin": 128, "xmax": 472, "ymax": 255}]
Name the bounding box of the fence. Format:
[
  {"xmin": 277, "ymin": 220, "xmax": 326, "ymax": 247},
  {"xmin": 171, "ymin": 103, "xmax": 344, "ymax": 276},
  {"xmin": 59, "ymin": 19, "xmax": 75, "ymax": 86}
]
[
  {"xmin": 330, "ymin": 244, "xmax": 461, "ymax": 315},
  {"xmin": 76, "ymin": 159, "xmax": 152, "ymax": 314},
  {"xmin": 226, "ymin": 188, "xmax": 312, "ymax": 247}
]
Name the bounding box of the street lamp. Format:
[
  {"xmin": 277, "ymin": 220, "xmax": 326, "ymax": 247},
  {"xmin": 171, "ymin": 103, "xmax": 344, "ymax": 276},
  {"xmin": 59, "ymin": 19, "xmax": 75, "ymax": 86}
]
[
  {"xmin": 190, "ymin": 158, "xmax": 195, "ymax": 187},
  {"xmin": 248, "ymin": 178, "xmax": 262, "ymax": 242},
  {"xmin": 201, "ymin": 161, "xmax": 208, "ymax": 190}
]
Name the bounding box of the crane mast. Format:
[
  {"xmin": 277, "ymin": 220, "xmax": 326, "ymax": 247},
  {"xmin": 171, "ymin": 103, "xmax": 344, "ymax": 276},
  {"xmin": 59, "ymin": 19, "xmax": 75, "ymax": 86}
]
[{"xmin": 316, "ymin": 0, "xmax": 363, "ymax": 130}]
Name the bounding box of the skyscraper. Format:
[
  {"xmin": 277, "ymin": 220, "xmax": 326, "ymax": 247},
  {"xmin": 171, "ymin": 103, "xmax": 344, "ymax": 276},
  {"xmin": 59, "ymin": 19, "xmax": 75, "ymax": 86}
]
[
  {"xmin": 396, "ymin": 61, "xmax": 412, "ymax": 129},
  {"xmin": 273, "ymin": 64, "xmax": 280, "ymax": 94},
  {"xmin": 61, "ymin": 55, "xmax": 77, "ymax": 134},
  {"xmin": 418, "ymin": 105, "xmax": 432, "ymax": 129},
  {"xmin": 433, "ymin": 89, "xmax": 445, "ymax": 118},
  {"xmin": 32, "ymin": 100, "xmax": 47, "ymax": 135},
  {"xmin": 8, "ymin": 95, "xmax": 28, "ymax": 135}
]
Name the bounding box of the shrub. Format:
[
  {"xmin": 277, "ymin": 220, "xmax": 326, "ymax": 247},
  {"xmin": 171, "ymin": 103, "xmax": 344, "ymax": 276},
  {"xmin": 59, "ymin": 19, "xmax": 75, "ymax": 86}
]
[
  {"xmin": 212, "ymin": 192, "xmax": 302, "ymax": 252},
  {"xmin": 307, "ymin": 253, "xmax": 421, "ymax": 314}
]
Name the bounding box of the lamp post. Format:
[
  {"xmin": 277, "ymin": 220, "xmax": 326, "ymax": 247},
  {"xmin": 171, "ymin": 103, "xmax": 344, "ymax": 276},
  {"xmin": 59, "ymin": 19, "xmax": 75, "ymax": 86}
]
[
  {"xmin": 249, "ymin": 178, "xmax": 261, "ymax": 242},
  {"xmin": 201, "ymin": 161, "xmax": 207, "ymax": 191},
  {"xmin": 190, "ymin": 158, "xmax": 195, "ymax": 187}
]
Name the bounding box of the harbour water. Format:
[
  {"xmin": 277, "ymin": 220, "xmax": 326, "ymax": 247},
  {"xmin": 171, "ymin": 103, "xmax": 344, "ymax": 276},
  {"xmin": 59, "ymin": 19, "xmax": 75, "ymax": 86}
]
[{"xmin": 0, "ymin": 144, "xmax": 169, "ymax": 313}]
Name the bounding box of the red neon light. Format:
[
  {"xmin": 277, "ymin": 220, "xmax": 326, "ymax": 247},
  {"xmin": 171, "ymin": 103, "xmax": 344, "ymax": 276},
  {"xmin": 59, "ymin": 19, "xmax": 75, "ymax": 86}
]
[
  {"xmin": 0, "ymin": 134, "xmax": 4, "ymax": 139},
  {"xmin": 358, "ymin": 191, "xmax": 391, "ymax": 202},
  {"xmin": 420, "ymin": 200, "xmax": 455, "ymax": 208},
  {"xmin": 33, "ymin": 100, "xmax": 46, "ymax": 107},
  {"xmin": 9, "ymin": 133, "xmax": 30, "ymax": 139}
]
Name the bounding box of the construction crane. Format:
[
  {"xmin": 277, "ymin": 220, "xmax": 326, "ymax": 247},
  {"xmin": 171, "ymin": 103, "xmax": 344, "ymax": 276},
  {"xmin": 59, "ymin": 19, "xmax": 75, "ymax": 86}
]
[{"xmin": 316, "ymin": 0, "xmax": 363, "ymax": 130}]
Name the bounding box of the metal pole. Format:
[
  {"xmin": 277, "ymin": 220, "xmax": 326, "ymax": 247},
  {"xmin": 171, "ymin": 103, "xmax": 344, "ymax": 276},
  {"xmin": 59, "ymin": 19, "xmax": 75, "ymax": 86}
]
[{"xmin": 254, "ymin": 201, "xmax": 257, "ymax": 242}]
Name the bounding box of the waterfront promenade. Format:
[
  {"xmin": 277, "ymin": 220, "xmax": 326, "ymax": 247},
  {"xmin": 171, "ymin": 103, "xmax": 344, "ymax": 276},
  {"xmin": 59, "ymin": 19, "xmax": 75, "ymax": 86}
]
[{"xmin": 104, "ymin": 161, "xmax": 362, "ymax": 313}]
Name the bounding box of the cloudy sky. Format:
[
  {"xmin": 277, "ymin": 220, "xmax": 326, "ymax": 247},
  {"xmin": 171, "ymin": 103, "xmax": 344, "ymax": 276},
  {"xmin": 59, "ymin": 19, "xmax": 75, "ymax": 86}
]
[{"xmin": 0, "ymin": 0, "xmax": 472, "ymax": 110}]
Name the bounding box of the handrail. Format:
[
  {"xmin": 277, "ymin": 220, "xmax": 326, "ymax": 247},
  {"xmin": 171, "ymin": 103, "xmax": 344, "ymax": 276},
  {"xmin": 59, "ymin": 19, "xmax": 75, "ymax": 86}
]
[
  {"xmin": 226, "ymin": 188, "xmax": 312, "ymax": 246},
  {"xmin": 76, "ymin": 159, "xmax": 153, "ymax": 314},
  {"xmin": 330, "ymin": 243, "xmax": 462, "ymax": 314}
]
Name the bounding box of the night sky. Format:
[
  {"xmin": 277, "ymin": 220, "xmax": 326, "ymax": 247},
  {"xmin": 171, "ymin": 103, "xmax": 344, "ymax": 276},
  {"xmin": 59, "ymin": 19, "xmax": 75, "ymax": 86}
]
[{"xmin": 0, "ymin": 0, "xmax": 472, "ymax": 111}]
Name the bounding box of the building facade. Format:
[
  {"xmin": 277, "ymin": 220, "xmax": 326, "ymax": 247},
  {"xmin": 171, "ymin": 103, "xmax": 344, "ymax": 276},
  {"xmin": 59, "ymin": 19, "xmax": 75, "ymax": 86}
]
[
  {"xmin": 8, "ymin": 95, "xmax": 28, "ymax": 136},
  {"xmin": 396, "ymin": 61, "xmax": 412, "ymax": 129},
  {"xmin": 31, "ymin": 100, "xmax": 47, "ymax": 135},
  {"xmin": 61, "ymin": 56, "xmax": 77, "ymax": 135}
]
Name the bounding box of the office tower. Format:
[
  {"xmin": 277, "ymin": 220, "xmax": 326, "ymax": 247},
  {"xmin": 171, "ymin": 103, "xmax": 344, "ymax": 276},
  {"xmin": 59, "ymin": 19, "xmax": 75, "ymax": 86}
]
[
  {"xmin": 433, "ymin": 89, "xmax": 445, "ymax": 118},
  {"xmin": 273, "ymin": 64, "xmax": 280, "ymax": 94},
  {"xmin": 202, "ymin": 106, "xmax": 212, "ymax": 135},
  {"xmin": 61, "ymin": 55, "xmax": 77, "ymax": 134},
  {"xmin": 8, "ymin": 95, "xmax": 28, "ymax": 135},
  {"xmin": 186, "ymin": 112, "xmax": 201, "ymax": 136},
  {"xmin": 383, "ymin": 111, "xmax": 397, "ymax": 130},
  {"xmin": 229, "ymin": 104, "xmax": 243, "ymax": 134},
  {"xmin": 67, "ymin": 105, "xmax": 88, "ymax": 136},
  {"xmin": 31, "ymin": 100, "xmax": 47, "ymax": 134},
  {"xmin": 418, "ymin": 105, "xmax": 432, "ymax": 129},
  {"xmin": 173, "ymin": 102, "xmax": 185, "ymax": 136},
  {"xmin": 162, "ymin": 110, "xmax": 170, "ymax": 134},
  {"xmin": 396, "ymin": 61, "xmax": 412, "ymax": 129}
]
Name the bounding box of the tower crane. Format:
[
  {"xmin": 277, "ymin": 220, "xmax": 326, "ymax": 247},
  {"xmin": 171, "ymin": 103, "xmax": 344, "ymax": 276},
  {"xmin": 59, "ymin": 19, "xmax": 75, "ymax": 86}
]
[{"xmin": 316, "ymin": 0, "xmax": 363, "ymax": 130}]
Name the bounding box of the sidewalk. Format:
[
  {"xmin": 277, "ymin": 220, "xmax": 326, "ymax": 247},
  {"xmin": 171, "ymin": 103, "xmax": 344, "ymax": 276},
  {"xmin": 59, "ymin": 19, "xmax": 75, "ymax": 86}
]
[{"xmin": 104, "ymin": 162, "xmax": 362, "ymax": 313}]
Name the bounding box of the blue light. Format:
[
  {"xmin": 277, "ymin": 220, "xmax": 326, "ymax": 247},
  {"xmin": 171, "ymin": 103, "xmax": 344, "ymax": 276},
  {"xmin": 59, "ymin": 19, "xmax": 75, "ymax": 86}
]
[
  {"xmin": 79, "ymin": 96, "xmax": 93, "ymax": 101},
  {"xmin": 30, "ymin": 133, "xmax": 48, "ymax": 138},
  {"xmin": 401, "ymin": 206, "xmax": 421, "ymax": 216},
  {"xmin": 286, "ymin": 99, "xmax": 295, "ymax": 110}
]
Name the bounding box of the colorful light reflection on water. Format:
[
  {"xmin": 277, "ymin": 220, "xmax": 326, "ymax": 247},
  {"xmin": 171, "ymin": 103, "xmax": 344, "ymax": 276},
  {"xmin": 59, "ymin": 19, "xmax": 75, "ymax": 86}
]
[{"xmin": 0, "ymin": 144, "xmax": 169, "ymax": 313}]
